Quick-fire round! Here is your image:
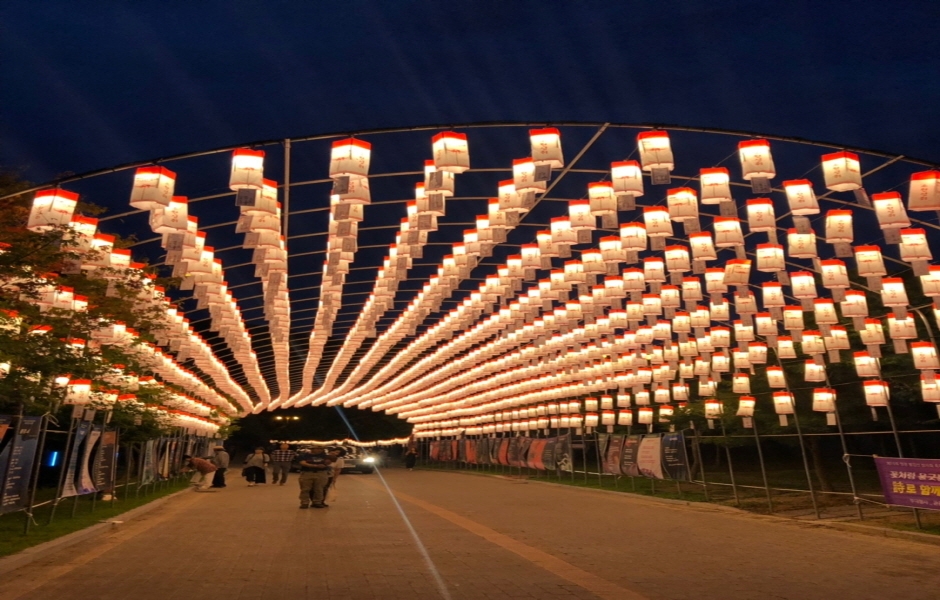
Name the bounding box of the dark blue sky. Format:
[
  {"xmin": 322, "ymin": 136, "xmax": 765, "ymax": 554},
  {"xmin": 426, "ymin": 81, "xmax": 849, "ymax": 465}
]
[{"xmin": 2, "ymin": 1, "xmax": 938, "ymax": 183}]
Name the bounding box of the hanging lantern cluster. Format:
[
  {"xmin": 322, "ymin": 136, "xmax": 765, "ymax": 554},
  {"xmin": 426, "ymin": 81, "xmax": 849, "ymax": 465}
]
[
  {"xmin": 291, "ymin": 129, "xmax": 560, "ymax": 409},
  {"xmin": 295, "ymin": 138, "xmax": 373, "ymax": 400},
  {"xmin": 126, "ymin": 167, "xmax": 263, "ymax": 409},
  {"xmin": 273, "ymin": 131, "xmax": 940, "ymax": 436},
  {"xmin": 229, "ymin": 150, "xmax": 292, "ymax": 407}
]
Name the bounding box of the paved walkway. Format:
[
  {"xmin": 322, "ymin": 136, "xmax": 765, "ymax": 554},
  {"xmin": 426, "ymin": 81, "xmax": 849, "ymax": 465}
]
[{"xmin": 2, "ymin": 468, "xmax": 939, "ymax": 600}]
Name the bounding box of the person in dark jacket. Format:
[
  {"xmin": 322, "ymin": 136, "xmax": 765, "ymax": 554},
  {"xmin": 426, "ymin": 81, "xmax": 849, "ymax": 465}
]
[{"xmin": 405, "ymin": 447, "xmax": 418, "ymax": 470}]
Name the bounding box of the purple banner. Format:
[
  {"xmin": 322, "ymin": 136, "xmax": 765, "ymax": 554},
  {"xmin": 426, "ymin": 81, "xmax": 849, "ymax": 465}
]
[{"xmin": 874, "ymin": 457, "xmax": 940, "ymax": 511}]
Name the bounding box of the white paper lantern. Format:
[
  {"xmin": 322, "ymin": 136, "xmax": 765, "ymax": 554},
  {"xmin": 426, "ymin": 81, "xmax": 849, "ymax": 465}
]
[
  {"xmin": 822, "ymin": 151, "xmax": 862, "ymax": 192},
  {"xmin": 432, "ymin": 132, "xmax": 470, "ymax": 173}
]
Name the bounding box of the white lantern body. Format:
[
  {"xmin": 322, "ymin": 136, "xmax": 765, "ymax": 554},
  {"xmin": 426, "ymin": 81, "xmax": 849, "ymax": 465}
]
[
  {"xmin": 908, "ymin": 171, "xmax": 940, "ymax": 211},
  {"xmin": 773, "ymin": 392, "xmax": 794, "ymax": 415},
  {"xmin": 824, "ymin": 210, "xmax": 854, "ymax": 243},
  {"xmin": 822, "ymin": 151, "xmax": 862, "ymax": 192},
  {"xmin": 611, "ymin": 161, "xmax": 644, "ymax": 197},
  {"xmin": 854, "ymin": 246, "xmax": 887, "ymax": 277},
  {"xmin": 330, "ymin": 139, "xmax": 371, "ymax": 178},
  {"xmin": 737, "ymin": 397, "xmax": 756, "ymax": 417},
  {"xmin": 746, "ymin": 199, "xmax": 776, "ymax": 232},
  {"xmin": 783, "ymin": 180, "xmax": 820, "ymax": 215},
  {"xmin": 738, "ymin": 139, "xmax": 776, "ymax": 180},
  {"xmin": 667, "ymin": 188, "xmax": 698, "ymax": 221},
  {"xmin": 700, "ymin": 167, "xmax": 732, "ymax": 204},
  {"xmin": 643, "ymin": 207, "xmax": 673, "ymax": 237},
  {"xmin": 130, "ymin": 166, "xmax": 176, "ymax": 210},
  {"xmin": 230, "ymin": 148, "xmax": 265, "ymax": 190},
  {"xmin": 530, "ymin": 128, "xmax": 564, "ymax": 168},
  {"xmin": 871, "ymin": 192, "xmax": 911, "ymax": 228},
  {"xmin": 812, "ymin": 388, "xmax": 836, "ymax": 413},
  {"xmin": 432, "ymin": 132, "xmax": 470, "ymax": 173},
  {"xmin": 637, "ymin": 130, "xmax": 674, "ymax": 171},
  {"xmin": 899, "ymin": 228, "xmax": 932, "ymax": 262},
  {"xmin": 863, "ymin": 381, "xmax": 890, "ymax": 407},
  {"xmin": 28, "ymin": 189, "xmax": 79, "ymax": 232}
]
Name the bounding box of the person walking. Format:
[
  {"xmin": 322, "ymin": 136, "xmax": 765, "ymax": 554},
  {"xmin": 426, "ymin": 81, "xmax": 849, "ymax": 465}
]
[
  {"xmin": 405, "ymin": 447, "xmax": 418, "ymax": 471},
  {"xmin": 243, "ymin": 447, "xmax": 270, "ymax": 486},
  {"xmin": 211, "ymin": 445, "xmax": 230, "ymax": 488},
  {"xmin": 296, "ymin": 447, "xmax": 333, "ymax": 509},
  {"xmin": 326, "ymin": 447, "xmax": 346, "ymax": 504},
  {"xmin": 269, "ymin": 443, "xmax": 296, "ymax": 486},
  {"xmin": 183, "ymin": 455, "xmax": 217, "ymax": 491}
]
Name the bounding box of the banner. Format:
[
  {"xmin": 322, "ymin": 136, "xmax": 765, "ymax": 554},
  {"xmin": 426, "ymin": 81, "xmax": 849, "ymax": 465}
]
[
  {"xmin": 0, "ymin": 416, "xmax": 43, "ymax": 514},
  {"xmin": 476, "ymin": 439, "xmax": 490, "ymax": 465},
  {"xmin": 597, "ymin": 433, "xmax": 610, "ymax": 464},
  {"xmin": 507, "ymin": 437, "xmax": 523, "ymax": 467},
  {"xmin": 519, "ymin": 437, "xmax": 533, "ymax": 468},
  {"xmin": 555, "ymin": 434, "xmax": 573, "ymax": 473},
  {"xmin": 875, "ymin": 457, "xmax": 940, "ymax": 511},
  {"xmin": 0, "ymin": 415, "xmax": 15, "ymax": 492},
  {"xmin": 636, "ymin": 435, "xmax": 664, "ymax": 479},
  {"xmin": 527, "ymin": 438, "xmax": 547, "ymax": 470},
  {"xmin": 488, "ymin": 437, "xmax": 499, "ymax": 464},
  {"xmin": 76, "ymin": 425, "xmax": 101, "ymax": 495},
  {"xmin": 497, "ymin": 438, "xmax": 510, "ymax": 466},
  {"xmin": 429, "ymin": 441, "xmax": 440, "ymax": 461},
  {"xmin": 541, "ymin": 437, "xmax": 557, "ymax": 471},
  {"xmin": 604, "ymin": 434, "xmax": 625, "ymax": 475},
  {"xmin": 140, "ymin": 439, "xmax": 156, "ymax": 485},
  {"xmin": 661, "ymin": 432, "xmax": 690, "ymax": 481},
  {"xmin": 62, "ymin": 420, "xmax": 92, "ymax": 498},
  {"xmin": 92, "ymin": 430, "xmax": 118, "ymax": 493},
  {"xmin": 620, "ymin": 435, "xmax": 641, "ymax": 476}
]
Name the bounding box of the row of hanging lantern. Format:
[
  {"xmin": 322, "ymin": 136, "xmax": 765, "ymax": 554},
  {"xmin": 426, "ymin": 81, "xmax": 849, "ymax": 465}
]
[
  {"xmin": 304, "ymin": 137, "xmax": 464, "ymax": 402},
  {"xmin": 297, "ymin": 130, "xmax": 564, "ymax": 408},
  {"xmin": 228, "ymin": 149, "xmax": 291, "ymax": 408},
  {"xmin": 16, "ymin": 197, "xmax": 249, "ymax": 413},
  {"xmin": 295, "ymin": 138, "xmax": 373, "ymax": 399},
  {"xmin": 297, "ymin": 131, "xmax": 567, "ymax": 409},
  {"xmin": 129, "ymin": 164, "xmax": 270, "ymax": 405},
  {"xmin": 313, "ymin": 132, "xmax": 940, "ymax": 433},
  {"xmin": 0, "ymin": 290, "xmax": 231, "ymax": 424}
]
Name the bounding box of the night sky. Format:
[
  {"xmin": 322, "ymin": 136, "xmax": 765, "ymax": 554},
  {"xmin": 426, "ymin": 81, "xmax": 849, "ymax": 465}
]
[
  {"xmin": 2, "ymin": 2, "xmax": 939, "ymax": 426},
  {"xmin": 2, "ymin": 1, "xmax": 939, "ymax": 182}
]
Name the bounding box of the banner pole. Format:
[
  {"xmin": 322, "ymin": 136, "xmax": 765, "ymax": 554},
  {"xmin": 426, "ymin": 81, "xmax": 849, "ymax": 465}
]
[
  {"xmin": 751, "ymin": 418, "xmax": 773, "ymax": 512},
  {"xmin": 719, "ymin": 419, "xmax": 740, "ymax": 506},
  {"xmin": 23, "ymin": 413, "xmax": 50, "ymax": 535},
  {"xmin": 47, "ymin": 415, "xmax": 77, "ymax": 525},
  {"xmin": 691, "ymin": 426, "xmax": 710, "ymax": 502},
  {"xmin": 884, "ymin": 401, "xmax": 922, "ymax": 529},
  {"xmin": 831, "ymin": 401, "xmax": 862, "ymax": 520},
  {"xmin": 593, "ymin": 430, "xmax": 603, "ymax": 487},
  {"xmin": 110, "ymin": 428, "xmax": 121, "ymax": 508},
  {"xmin": 790, "ymin": 408, "xmax": 820, "ymax": 519}
]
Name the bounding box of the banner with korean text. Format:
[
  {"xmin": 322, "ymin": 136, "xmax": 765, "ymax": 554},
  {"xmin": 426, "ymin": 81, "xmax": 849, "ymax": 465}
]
[{"xmin": 875, "ymin": 457, "xmax": 940, "ymax": 511}]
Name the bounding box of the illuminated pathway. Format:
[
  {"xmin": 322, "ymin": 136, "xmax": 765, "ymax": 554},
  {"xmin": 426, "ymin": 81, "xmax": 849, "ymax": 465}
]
[{"xmin": 2, "ymin": 469, "xmax": 938, "ymax": 600}]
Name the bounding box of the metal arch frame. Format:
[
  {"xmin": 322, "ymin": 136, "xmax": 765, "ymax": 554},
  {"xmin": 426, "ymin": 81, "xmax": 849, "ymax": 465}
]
[{"xmin": 8, "ymin": 121, "xmax": 940, "ymax": 405}]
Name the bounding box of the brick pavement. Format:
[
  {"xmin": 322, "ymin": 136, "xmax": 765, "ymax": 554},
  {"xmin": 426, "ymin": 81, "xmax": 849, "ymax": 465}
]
[{"xmin": 2, "ymin": 468, "xmax": 939, "ymax": 600}]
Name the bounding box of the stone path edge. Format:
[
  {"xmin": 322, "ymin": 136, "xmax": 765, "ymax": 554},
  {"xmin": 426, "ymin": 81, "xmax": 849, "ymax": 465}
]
[
  {"xmin": 0, "ymin": 488, "xmax": 193, "ymax": 577},
  {"xmin": 427, "ymin": 467, "xmax": 940, "ymax": 547}
]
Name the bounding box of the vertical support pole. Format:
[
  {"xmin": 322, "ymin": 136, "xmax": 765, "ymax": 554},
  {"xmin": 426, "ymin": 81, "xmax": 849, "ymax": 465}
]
[
  {"xmin": 48, "ymin": 416, "xmax": 77, "ymax": 525},
  {"xmin": 719, "ymin": 419, "xmax": 740, "ymax": 507},
  {"xmin": 581, "ymin": 431, "xmax": 588, "ymax": 484},
  {"xmin": 790, "ymin": 409, "xmax": 820, "ymax": 519},
  {"xmin": 885, "ymin": 401, "xmax": 922, "ymax": 529},
  {"xmin": 752, "ymin": 419, "xmax": 774, "ymax": 513},
  {"xmin": 594, "ymin": 430, "xmax": 603, "ymax": 487},
  {"xmin": 831, "ymin": 401, "xmax": 862, "ymax": 520},
  {"xmin": 282, "ymin": 139, "xmax": 291, "ymax": 241},
  {"xmin": 691, "ymin": 426, "xmax": 710, "ymax": 502},
  {"xmin": 23, "ymin": 414, "xmax": 50, "ymax": 535}
]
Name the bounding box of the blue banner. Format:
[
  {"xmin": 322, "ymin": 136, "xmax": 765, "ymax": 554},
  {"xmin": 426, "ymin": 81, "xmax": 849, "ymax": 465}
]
[{"xmin": 0, "ymin": 416, "xmax": 43, "ymax": 513}]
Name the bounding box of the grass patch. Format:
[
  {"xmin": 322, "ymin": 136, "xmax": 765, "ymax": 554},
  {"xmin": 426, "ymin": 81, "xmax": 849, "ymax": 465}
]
[{"xmin": 0, "ymin": 478, "xmax": 191, "ymax": 558}]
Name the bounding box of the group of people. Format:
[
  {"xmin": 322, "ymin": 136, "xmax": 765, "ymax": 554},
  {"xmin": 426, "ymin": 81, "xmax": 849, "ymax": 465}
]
[{"xmin": 182, "ymin": 443, "xmax": 348, "ymax": 509}]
